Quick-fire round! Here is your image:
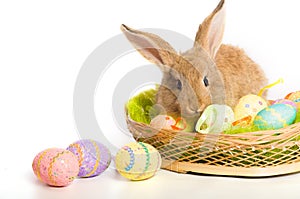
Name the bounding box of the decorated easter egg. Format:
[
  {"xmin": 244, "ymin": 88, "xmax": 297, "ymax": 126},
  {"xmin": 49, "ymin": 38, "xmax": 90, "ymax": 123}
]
[
  {"xmin": 234, "ymin": 94, "xmax": 268, "ymax": 121},
  {"xmin": 285, "ymin": 91, "xmax": 300, "ymax": 109},
  {"xmin": 272, "ymin": 99, "xmax": 297, "ymax": 109},
  {"xmin": 253, "ymin": 104, "xmax": 297, "ymax": 130},
  {"xmin": 115, "ymin": 142, "xmax": 162, "ymax": 181},
  {"xmin": 32, "ymin": 148, "xmax": 79, "ymax": 187},
  {"xmin": 150, "ymin": 115, "xmax": 176, "ymax": 130},
  {"xmin": 195, "ymin": 104, "xmax": 234, "ymax": 134},
  {"xmin": 67, "ymin": 139, "xmax": 111, "ymax": 178}
]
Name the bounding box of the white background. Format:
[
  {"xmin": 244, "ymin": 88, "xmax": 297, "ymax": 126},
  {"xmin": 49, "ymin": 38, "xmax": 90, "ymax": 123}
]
[{"xmin": 1, "ymin": 0, "xmax": 300, "ymax": 199}]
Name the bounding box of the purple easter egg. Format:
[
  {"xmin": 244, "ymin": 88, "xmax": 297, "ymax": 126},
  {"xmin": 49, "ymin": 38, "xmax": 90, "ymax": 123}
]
[
  {"xmin": 272, "ymin": 99, "xmax": 297, "ymax": 109},
  {"xmin": 67, "ymin": 139, "xmax": 111, "ymax": 178}
]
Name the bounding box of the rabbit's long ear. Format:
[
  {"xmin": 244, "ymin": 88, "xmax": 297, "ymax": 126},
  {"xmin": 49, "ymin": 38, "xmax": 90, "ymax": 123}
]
[
  {"xmin": 121, "ymin": 24, "xmax": 176, "ymax": 70},
  {"xmin": 194, "ymin": 0, "xmax": 226, "ymax": 58}
]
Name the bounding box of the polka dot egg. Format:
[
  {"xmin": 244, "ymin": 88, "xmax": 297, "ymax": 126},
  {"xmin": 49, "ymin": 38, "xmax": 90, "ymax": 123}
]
[
  {"xmin": 67, "ymin": 139, "xmax": 111, "ymax": 178},
  {"xmin": 32, "ymin": 148, "xmax": 79, "ymax": 187},
  {"xmin": 254, "ymin": 104, "xmax": 297, "ymax": 130},
  {"xmin": 115, "ymin": 142, "xmax": 162, "ymax": 181},
  {"xmin": 234, "ymin": 94, "xmax": 268, "ymax": 121}
]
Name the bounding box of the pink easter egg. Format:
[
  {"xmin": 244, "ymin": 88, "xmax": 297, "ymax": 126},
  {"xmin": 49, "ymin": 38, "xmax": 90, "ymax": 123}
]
[
  {"xmin": 272, "ymin": 99, "xmax": 297, "ymax": 109},
  {"xmin": 285, "ymin": 91, "xmax": 300, "ymax": 109},
  {"xmin": 32, "ymin": 148, "xmax": 79, "ymax": 187},
  {"xmin": 150, "ymin": 115, "xmax": 176, "ymax": 130}
]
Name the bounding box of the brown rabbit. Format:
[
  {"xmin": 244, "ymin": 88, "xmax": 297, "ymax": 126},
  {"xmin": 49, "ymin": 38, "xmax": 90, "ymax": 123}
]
[{"xmin": 121, "ymin": 0, "xmax": 267, "ymax": 122}]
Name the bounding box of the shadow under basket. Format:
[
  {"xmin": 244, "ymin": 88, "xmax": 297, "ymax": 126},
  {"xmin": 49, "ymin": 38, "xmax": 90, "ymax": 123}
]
[{"xmin": 125, "ymin": 108, "xmax": 300, "ymax": 177}]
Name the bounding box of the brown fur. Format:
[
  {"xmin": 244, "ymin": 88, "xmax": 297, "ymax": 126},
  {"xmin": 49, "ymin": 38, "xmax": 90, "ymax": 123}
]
[{"xmin": 121, "ymin": 0, "xmax": 268, "ymax": 121}]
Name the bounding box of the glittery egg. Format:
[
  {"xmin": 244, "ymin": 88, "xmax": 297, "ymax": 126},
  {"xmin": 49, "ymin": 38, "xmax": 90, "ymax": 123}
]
[
  {"xmin": 272, "ymin": 99, "xmax": 297, "ymax": 109},
  {"xmin": 234, "ymin": 94, "xmax": 268, "ymax": 121},
  {"xmin": 115, "ymin": 142, "xmax": 162, "ymax": 181},
  {"xmin": 32, "ymin": 148, "xmax": 79, "ymax": 187},
  {"xmin": 66, "ymin": 139, "xmax": 111, "ymax": 178},
  {"xmin": 150, "ymin": 115, "xmax": 176, "ymax": 130},
  {"xmin": 285, "ymin": 91, "xmax": 300, "ymax": 109},
  {"xmin": 195, "ymin": 104, "xmax": 234, "ymax": 134},
  {"xmin": 254, "ymin": 104, "xmax": 297, "ymax": 130}
]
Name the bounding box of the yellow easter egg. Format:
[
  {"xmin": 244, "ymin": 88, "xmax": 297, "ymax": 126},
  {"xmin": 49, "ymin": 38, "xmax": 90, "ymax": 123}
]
[
  {"xmin": 115, "ymin": 142, "xmax": 162, "ymax": 181},
  {"xmin": 234, "ymin": 94, "xmax": 268, "ymax": 122}
]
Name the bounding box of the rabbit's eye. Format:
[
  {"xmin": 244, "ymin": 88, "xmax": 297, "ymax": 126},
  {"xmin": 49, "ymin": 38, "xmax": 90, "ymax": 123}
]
[
  {"xmin": 203, "ymin": 76, "xmax": 209, "ymax": 87},
  {"xmin": 176, "ymin": 80, "xmax": 182, "ymax": 90}
]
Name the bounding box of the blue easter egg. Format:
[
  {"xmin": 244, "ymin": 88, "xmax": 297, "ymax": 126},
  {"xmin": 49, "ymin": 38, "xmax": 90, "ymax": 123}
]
[{"xmin": 254, "ymin": 104, "xmax": 297, "ymax": 130}]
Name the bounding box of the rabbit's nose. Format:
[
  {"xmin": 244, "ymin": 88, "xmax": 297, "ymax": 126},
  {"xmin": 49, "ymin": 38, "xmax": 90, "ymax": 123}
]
[{"xmin": 186, "ymin": 107, "xmax": 199, "ymax": 116}]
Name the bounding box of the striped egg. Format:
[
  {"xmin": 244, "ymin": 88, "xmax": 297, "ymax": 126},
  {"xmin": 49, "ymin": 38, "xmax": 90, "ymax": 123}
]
[
  {"xmin": 195, "ymin": 104, "xmax": 234, "ymax": 134},
  {"xmin": 254, "ymin": 104, "xmax": 297, "ymax": 130},
  {"xmin": 272, "ymin": 99, "xmax": 297, "ymax": 109},
  {"xmin": 285, "ymin": 91, "xmax": 300, "ymax": 109},
  {"xmin": 32, "ymin": 148, "xmax": 79, "ymax": 187},
  {"xmin": 115, "ymin": 142, "xmax": 161, "ymax": 181},
  {"xmin": 67, "ymin": 139, "xmax": 111, "ymax": 178}
]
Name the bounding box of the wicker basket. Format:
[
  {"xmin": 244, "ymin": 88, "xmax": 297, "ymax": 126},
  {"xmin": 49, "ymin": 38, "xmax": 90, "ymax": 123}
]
[{"xmin": 125, "ymin": 108, "xmax": 300, "ymax": 177}]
